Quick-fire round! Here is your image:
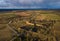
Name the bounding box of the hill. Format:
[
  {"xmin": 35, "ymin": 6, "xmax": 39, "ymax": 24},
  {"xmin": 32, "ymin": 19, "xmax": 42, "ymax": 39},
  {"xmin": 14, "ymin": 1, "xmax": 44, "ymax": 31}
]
[{"xmin": 0, "ymin": 10, "xmax": 60, "ymax": 41}]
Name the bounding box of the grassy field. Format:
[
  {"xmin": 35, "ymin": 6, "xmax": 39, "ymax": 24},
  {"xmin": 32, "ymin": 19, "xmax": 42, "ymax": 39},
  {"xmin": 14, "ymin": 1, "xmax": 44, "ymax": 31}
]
[{"xmin": 0, "ymin": 10, "xmax": 60, "ymax": 41}]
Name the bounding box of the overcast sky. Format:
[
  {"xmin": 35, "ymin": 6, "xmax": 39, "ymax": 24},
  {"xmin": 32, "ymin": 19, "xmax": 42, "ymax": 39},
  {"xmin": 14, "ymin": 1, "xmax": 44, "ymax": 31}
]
[{"xmin": 0, "ymin": 0, "xmax": 60, "ymax": 9}]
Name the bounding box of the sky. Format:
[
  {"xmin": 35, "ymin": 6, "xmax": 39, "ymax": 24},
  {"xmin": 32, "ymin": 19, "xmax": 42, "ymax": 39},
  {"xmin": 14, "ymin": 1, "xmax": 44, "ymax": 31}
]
[{"xmin": 0, "ymin": 0, "xmax": 60, "ymax": 9}]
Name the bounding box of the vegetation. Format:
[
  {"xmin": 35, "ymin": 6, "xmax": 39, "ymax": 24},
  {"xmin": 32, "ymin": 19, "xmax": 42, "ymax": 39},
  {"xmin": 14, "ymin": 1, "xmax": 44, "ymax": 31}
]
[{"xmin": 0, "ymin": 10, "xmax": 60, "ymax": 41}]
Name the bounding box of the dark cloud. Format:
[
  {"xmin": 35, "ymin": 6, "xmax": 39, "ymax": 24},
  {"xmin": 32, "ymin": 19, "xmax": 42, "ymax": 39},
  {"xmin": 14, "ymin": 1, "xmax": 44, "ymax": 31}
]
[{"xmin": 0, "ymin": 0, "xmax": 60, "ymax": 9}]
